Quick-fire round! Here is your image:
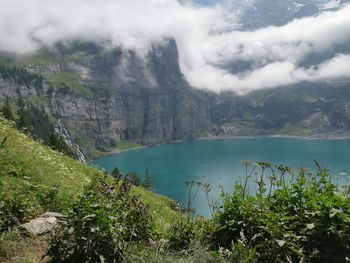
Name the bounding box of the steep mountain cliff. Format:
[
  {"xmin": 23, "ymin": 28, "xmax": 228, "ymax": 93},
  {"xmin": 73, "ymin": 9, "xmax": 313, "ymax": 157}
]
[{"xmin": 0, "ymin": 41, "xmax": 213, "ymax": 158}]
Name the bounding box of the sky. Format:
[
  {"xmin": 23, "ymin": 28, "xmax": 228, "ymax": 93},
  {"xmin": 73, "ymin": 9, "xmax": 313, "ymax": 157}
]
[{"xmin": 0, "ymin": 0, "xmax": 349, "ymax": 94}]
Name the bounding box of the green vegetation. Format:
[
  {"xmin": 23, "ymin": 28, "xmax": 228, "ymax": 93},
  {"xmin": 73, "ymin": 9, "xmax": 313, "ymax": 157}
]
[
  {"xmin": 0, "ymin": 98, "xmax": 76, "ymax": 158},
  {"xmin": 1, "ymin": 98, "xmax": 14, "ymax": 121},
  {"xmin": 208, "ymin": 161, "xmax": 350, "ymax": 262},
  {"xmin": 47, "ymin": 72, "xmax": 90, "ymax": 95},
  {"xmin": 15, "ymin": 50, "xmax": 58, "ymax": 66},
  {"xmin": 0, "ymin": 116, "xmax": 181, "ymax": 262},
  {"xmin": 1, "ymin": 114, "xmax": 350, "ymax": 262},
  {"xmin": 46, "ymin": 179, "xmax": 151, "ymax": 262},
  {"xmin": 117, "ymin": 140, "xmax": 142, "ymax": 151},
  {"xmin": 0, "ymin": 64, "xmax": 44, "ymax": 91},
  {"xmin": 197, "ymin": 131, "xmax": 212, "ymax": 138},
  {"xmin": 280, "ymin": 122, "xmax": 312, "ymax": 136},
  {"xmin": 0, "ymin": 54, "xmax": 11, "ymax": 66},
  {"xmin": 0, "ymin": 116, "xmax": 95, "ymax": 219}
]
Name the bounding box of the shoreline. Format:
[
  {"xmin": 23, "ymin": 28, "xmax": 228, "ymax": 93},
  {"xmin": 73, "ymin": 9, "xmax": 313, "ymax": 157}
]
[
  {"xmin": 91, "ymin": 133, "xmax": 350, "ymax": 161},
  {"xmin": 195, "ymin": 133, "xmax": 350, "ymax": 141}
]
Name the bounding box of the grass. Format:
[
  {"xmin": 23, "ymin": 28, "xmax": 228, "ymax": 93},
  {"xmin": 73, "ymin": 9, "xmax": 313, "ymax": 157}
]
[
  {"xmin": 0, "ymin": 49, "xmax": 57, "ymax": 67},
  {"xmin": 0, "ymin": 55, "xmax": 11, "ymax": 66},
  {"xmin": 47, "ymin": 72, "xmax": 91, "ymax": 95},
  {"xmin": 0, "ymin": 116, "xmax": 182, "ymax": 262},
  {"xmin": 132, "ymin": 187, "xmax": 183, "ymax": 235},
  {"xmin": 124, "ymin": 241, "xmax": 216, "ymax": 263},
  {"xmin": 279, "ymin": 122, "xmax": 312, "ymax": 136},
  {"xmin": 63, "ymin": 52, "xmax": 87, "ymax": 63},
  {"xmin": 118, "ymin": 140, "xmax": 142, "ymax": 151},
  {"xmin": 197, "ymin": 131, "xmax": 212, "ymax": 138},
  {"xmin": 0, "ymin": 117, "xmax": 94, "ymax": 204},
  {"xmin": 15, "ymin": 50, "xmax": 57, "ymax": 66},
  {"xmin": 0, "ymin": 232, "xmax": 49, "ymax": 263}
]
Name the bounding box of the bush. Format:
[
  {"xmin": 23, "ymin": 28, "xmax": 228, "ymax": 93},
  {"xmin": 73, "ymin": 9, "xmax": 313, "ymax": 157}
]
[
  {"xmin": 111, "ymin": 168, "xmax": 153, "ymax": 190},
  {"xmin": 46, "ymin": 178, "xmax": 151, "ymax": 262},
  {"xmin": 36, "ymin": 185, "xmax": 61, "ymax": 212},
  {"xmin": 210, "ymin": 162, "xmax": 350, "ymax": 263},
  {"xmin": 0, "ymin": 179, "xmax": 37, "ymax": 231},
  {"xmin": 168, "ymin": 218, "xmax": 196, "ymax": 250}
]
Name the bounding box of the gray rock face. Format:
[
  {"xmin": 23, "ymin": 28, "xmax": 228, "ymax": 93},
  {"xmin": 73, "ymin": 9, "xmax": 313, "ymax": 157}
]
[
  {"xmin": 0, "ymin": 78, "xmax": 38, "ymax": 99},
  {"xmin": 46, "ymin": 41, "xmax": 212, "ymax": 156}
]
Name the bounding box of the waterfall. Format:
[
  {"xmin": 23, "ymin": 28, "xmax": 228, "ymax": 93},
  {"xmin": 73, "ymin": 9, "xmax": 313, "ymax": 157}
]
[{"xmin": 55, "ymin": 120, "xmax": 86, "ymax": 163}]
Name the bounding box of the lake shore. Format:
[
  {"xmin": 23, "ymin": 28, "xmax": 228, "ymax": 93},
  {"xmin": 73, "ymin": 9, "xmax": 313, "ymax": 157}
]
[
  {"xmin": 196, "ymin": 133, "xmax": 350, "ymax": 141},
  {"xmin": 92, "ymin": 133, "xmax": 350, "ymax": 161}
]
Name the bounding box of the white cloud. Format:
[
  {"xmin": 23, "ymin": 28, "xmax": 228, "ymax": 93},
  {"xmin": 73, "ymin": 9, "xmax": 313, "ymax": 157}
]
[
  {"xmin": 0, "ymin": 0, "xmax": 349, "ymax": 93},
  {"xmin": 294, "ymin": 54, "xmax": 350, "ymax": 81}
]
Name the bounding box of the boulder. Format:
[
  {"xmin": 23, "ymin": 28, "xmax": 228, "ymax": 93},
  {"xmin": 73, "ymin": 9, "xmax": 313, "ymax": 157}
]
[
  {"xmin": 41, "ymin": 212, "xmax": 65, "ymax": 219},
  {"xmin": 20, "ymin": 217, "xmax": 58, "ymax": 236}
]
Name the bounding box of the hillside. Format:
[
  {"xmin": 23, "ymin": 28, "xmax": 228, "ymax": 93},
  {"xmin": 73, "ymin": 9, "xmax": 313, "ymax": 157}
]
[
  {"xmin": 1, "ymin": 117, "xmax": 350, "ymax": 262},
  {"xmin": 0, "ymin": 116, "xmax": 181, "ymax": 262}
]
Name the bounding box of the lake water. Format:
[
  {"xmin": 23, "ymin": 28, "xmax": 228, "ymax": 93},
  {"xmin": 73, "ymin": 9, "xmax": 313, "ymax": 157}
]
[{"xmin": 91, "ymin": 138, "xmax": 350, "ymax": 216}]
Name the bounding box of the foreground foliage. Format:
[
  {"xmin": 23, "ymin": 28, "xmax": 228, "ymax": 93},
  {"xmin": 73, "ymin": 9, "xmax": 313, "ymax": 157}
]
[
  {"xmin": 1, "ymin": 115, "xmax": 350, "ymax": 262},
  {"xmin": 0, "ymin": 117, "xmax": 179, "ymax": 262},
  {"xmin": 46, "ymin": 179, "xmax": 151, "ymax": 262},
  {"xmin": 210, "ymin": 162, "xmax": 350, "ymax": 263}
]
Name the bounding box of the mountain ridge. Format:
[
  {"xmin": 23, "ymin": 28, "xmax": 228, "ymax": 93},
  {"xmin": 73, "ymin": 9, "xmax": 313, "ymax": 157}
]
[{"xmin": 1, "ymin": 40, "xmax": 350, "ymax": 160}]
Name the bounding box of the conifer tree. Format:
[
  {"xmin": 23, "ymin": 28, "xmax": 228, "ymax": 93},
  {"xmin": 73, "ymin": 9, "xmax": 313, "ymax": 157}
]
[
  {"xmin": 143, "ymin": 169, "xmax": 152, "ymax": 190},
  {"xmin": 1, "ymin": 97, "xmax": 14, "ymax": 120},
  {"xmin": 16, "ymin": 98, "xmax": 26, "ymax": 129},
  {"xmin": 111, "ymin": 166, "xmax": 122, "ymax": 181}
]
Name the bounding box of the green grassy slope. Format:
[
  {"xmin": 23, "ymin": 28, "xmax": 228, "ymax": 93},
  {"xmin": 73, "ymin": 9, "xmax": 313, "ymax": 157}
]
[{"xmin": 0, "ymin": 115, "xmax": 181, "ymax": 262}]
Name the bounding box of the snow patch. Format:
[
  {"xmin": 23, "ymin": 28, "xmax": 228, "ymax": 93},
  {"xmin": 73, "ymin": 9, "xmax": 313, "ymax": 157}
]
[{"xmin": 319, "ymin": 0, "xmax": 341, "ymax": 9}]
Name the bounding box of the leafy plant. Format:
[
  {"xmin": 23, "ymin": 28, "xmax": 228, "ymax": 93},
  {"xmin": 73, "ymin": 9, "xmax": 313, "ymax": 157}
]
[
  {"xmin": 210, "ymin": 161, "xmax": 350, "ymax": 263},
  {"xmin": 111, "ymin": 167, "xmax": 153, "ymax": 190},
  {"xmin": 46, "ymin": 178, "xmax": 151, "ymax": 262},
  {"xmin": 168, "ymin": 218, "xmax": 196, "ymax": 251}
]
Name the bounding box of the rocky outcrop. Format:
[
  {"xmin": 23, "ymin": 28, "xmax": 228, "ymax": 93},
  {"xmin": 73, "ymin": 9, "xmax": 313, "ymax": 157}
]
[{"xmin": 19, "ymin": 212, "xmax": 65, "ymax": 236}]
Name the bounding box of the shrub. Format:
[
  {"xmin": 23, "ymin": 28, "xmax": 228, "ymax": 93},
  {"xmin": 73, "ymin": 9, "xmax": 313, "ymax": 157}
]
[
  {"xmin": 142, "ymin": 169, "xmax": 152, "ymax": 190},
  {"xmin": 111, "ymin": 168, "xmax": 153, "ymax": 190},
  {"xmin": 36, "ymin": 185, "xmax": 61, "ymax": 212},
  {"xmin": 0, "ymin": 181, "xmax": 36, "ymax": 231},
  {"xmin": 124, "ymin": 172, "xmax": 141, "ymax": 187},
  {"xmin": 210, "ymin": 162, "xmax": 350, "ymax": 263},
  {"xmin": 168, "ymin": 218, "xmax": 196, "ymax": 250},
  {"xmin": 46, "ymin": 178, "xmax": 151, "ymax": 262}
]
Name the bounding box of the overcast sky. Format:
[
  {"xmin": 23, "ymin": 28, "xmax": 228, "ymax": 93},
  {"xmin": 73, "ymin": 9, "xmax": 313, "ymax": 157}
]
[{"xmin": 0, "ymin": 0, "xmax": 349, "ymax": 94}]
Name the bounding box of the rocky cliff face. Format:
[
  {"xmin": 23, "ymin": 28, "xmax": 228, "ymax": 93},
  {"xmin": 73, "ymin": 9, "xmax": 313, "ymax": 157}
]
[
  {"xmin": 210, "ymin": 83, "xmax": 350, "ymax": 137},
  {"xmin": 0, "ymin": 41, "xmax": 212, "ymax": 158},
  {"xmin": 1, "ymin": 41, "xmax": 350, "ymax": 159}
]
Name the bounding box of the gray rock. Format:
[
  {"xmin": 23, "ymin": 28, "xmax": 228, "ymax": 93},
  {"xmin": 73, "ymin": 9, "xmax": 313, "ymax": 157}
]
[
  {"xmin": 41, "ymin": 212, "xmax": 66, "ymax": 218},
  {"xmin": 20, "ymin": 217, "xmax": 58, "ymax": 236}
]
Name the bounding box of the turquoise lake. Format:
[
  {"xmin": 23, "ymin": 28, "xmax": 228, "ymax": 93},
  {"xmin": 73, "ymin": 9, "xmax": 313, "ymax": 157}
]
[{"xmin": 91, "ymin": 138, "xmax": 350, "ymax": 215}]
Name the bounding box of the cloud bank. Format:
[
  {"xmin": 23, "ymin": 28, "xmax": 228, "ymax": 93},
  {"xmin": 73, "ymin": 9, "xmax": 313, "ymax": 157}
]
[{"xmin": 0, "ymin": 0, "xmax": 349, "ymax": 93}]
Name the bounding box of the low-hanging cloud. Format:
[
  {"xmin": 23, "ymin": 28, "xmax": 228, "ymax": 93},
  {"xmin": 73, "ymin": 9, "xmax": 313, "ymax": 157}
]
[{"xmin": 0, "ymin": 0, "xmax": 349, "ymax": 94}]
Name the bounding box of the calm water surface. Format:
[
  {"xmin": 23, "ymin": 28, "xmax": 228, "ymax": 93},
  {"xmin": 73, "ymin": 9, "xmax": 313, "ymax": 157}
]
[{"xmin": 91, "ymin": 138, "xmax": 350, "ymax": 215}]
